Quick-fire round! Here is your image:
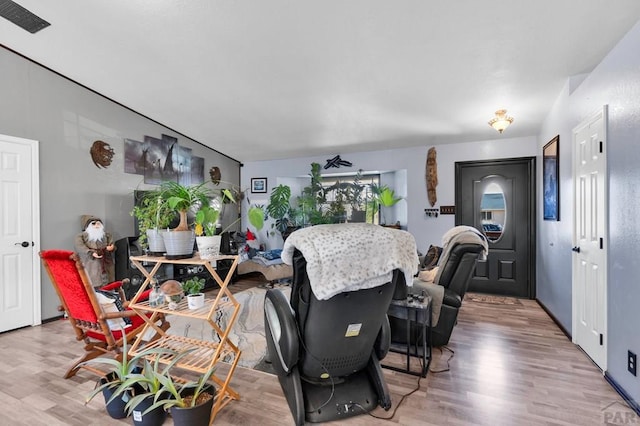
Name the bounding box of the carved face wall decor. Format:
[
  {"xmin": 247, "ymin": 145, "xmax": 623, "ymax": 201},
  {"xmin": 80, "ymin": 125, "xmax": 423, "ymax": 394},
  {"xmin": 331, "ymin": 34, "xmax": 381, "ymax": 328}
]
[
  {"xmin": 209, "ymin": 166, "xmax": 221, "ymax": 184},
  {"xmin": 426, "ymin": 147, "xmax": 438, "ymax": 207},
  {"xmin": 90, "ymin": 140, "xmax": 115, "ymax": 169}
]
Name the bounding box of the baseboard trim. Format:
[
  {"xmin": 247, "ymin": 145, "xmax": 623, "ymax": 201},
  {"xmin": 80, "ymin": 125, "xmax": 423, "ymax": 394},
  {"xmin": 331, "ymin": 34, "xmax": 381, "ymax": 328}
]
[
  {"xmin": 42, "ymin": 314, "xmax": 65, "ymax": 324},
  {"xmin": 535, "ymin": 298, "xmax": 571, "ymax": 339},
  {"xmin": 604, "ymin": 371, "xmax": 640, "ymax": 416}
]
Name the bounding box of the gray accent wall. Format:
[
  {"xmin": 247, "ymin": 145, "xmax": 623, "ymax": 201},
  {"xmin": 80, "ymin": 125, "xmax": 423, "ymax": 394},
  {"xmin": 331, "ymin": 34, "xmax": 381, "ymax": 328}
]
[{"xmin": 0, "ymin": 47, "xmax": 240, "ymax": 320}]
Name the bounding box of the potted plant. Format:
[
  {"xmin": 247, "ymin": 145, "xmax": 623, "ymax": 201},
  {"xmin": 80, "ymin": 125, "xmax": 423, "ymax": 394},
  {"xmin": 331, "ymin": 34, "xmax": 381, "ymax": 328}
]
[
  {"xmin": 346, "ymin": 169, "xmax": 367, "ymax": 222},
  {"xmin": 297, "ymin": 162, "xmax": 331, "ymax": 226},
  {"xmin": 104, "ymin": 347, "xmax": 192, "ymax": 426},
  {"xmin": 157, "ymin": 181, "xmax": 213, "ymax": 259},
  {"xmin": 135, "ymin": 363, "xmax": 218, "ymax": 426},
  {"xmin": 369, "ymin": 184, "xmax": 403, "ymax": 225},
  {"xmin": 194, "ymin": 185, "xmax": 239, "ymax": 259},
  {"xmin": 265, "ymin": 184, "xmax": 300, "ymax": 240},
  {"xmin": 131, "ymin": 190, "xmax": 174, "ymax": 254},
  {"xmin": 82, "ymin": 330, "xmax": 156, "ymax": 420},
  {"xmin": 182, "ymin": 277, "xmax": 206, "ymax": 309}
]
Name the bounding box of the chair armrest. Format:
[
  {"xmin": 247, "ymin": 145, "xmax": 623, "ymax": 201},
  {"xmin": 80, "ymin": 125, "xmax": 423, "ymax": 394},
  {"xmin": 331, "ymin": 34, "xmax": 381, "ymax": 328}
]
[
  {"xmin": 264, "ymin": 289, "xmax": 299, "ymax": 375},
  {"xmin": 99, "ymin": 280, "xmax": 124, "ymax": 292},
  {"xmin": 101, "ymin": 309, "xmax": 142, "ymax": 320},
  {"xmin": 99, "ymin": 279, "xmax": 129, "ymax": 302}
]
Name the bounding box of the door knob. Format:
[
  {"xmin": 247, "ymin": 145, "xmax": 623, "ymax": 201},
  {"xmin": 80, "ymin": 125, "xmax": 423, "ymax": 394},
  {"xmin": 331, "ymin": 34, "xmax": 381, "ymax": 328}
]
[
  {"xmin": 15, "ymin": 241, "xmax": 30, "ymax": 247},
  {"xmin": 571, "ymin": 246, "xmax": 581, "ymax": 253}
]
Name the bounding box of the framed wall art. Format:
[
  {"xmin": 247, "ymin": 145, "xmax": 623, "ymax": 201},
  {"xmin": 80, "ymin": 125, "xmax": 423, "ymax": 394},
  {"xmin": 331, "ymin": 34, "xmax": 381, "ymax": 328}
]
[
  {"xmin": 543, "ymin": 135, "xmax": 560, "ymax": 221},
  {"xmin": 251, "ymin": 177, "xmax": 267, "ymax": 193}
]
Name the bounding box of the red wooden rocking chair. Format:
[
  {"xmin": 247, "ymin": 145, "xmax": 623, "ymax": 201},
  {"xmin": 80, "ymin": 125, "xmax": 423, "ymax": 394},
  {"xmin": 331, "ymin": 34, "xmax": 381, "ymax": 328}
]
[{"xmin": 40, "ymin": 249, "xmax": 169, "ymax": 378}]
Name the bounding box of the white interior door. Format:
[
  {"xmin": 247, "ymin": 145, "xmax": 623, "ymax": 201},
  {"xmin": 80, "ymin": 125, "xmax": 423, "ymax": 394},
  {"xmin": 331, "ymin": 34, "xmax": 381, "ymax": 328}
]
[
  {"xmin": 572, "ymin": 107, "xmax": 607, "ymax": 370},
  {"xmin": 0, "ymin": 134, "xmax": 40, "ymax": 333}
]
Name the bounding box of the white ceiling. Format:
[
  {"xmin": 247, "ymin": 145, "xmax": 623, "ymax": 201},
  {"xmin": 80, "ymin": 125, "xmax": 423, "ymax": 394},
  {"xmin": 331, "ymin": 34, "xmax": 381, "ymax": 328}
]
[{"xmin": 2, "ymin": 1, "xmax": 640, "ymax": 162}]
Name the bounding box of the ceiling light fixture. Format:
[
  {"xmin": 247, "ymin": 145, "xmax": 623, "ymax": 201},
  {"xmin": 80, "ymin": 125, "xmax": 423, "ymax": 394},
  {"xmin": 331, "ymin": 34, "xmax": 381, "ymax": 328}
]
[{"xmin": 488, "ymin": 109, "xmax": 514, "ymax": 134}]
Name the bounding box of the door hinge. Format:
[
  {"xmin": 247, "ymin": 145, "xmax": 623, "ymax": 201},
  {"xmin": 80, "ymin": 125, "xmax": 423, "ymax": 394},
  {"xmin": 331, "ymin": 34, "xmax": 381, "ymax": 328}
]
[
  {"xmin": 600, "ymin": 141, "xmax": 603, "ymax": 153},
  {"xmin": 600, "ymin": 334, "xmax": 603, "ymax": 346},
  {"xmin": 600, "ymin": 238, "xmax": 603, "ymax": 249}
]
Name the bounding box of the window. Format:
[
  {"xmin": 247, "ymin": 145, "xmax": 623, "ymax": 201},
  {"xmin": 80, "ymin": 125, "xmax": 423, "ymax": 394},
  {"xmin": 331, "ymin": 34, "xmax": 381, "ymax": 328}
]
[{"xmin": 320, "ymin": 173, "xmax": 380, "ymax": 223}]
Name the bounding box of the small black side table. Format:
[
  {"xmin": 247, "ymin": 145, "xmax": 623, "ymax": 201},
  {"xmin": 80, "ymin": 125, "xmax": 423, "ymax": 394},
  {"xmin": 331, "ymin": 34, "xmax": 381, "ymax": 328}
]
[{"xmin": 382, "ymin": 296, "xmax": 432, "ymax": 377}]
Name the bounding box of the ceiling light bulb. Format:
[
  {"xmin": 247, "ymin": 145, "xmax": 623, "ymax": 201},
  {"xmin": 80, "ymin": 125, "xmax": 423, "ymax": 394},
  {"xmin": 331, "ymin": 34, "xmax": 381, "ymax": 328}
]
[{"xmin": 488, "ymin": 109, "xmax": 514, "ymax": 133}]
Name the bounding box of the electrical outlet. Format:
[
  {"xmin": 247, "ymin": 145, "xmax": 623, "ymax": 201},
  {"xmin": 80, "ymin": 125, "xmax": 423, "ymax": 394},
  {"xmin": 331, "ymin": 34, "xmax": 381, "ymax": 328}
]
[{"xmin": 628, "ymin": 350, "xmax": 637, "ymax": 376}]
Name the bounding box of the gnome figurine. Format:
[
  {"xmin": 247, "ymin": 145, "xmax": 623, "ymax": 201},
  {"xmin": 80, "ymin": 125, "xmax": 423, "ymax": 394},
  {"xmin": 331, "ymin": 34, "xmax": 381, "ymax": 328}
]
[{"xmin": 74, "ymin": 215, "xmax": 116, "ymax": 288}]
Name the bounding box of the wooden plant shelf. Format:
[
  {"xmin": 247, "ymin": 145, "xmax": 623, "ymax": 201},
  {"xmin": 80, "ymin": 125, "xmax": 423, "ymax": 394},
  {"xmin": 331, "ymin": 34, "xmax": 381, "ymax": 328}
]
[{"xmin": 127, "ymin": 253, "xmax": 241, "ymax": 423}]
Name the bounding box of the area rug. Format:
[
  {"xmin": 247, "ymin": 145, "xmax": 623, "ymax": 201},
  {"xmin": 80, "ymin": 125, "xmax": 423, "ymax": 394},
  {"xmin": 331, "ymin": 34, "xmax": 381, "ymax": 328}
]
[
  {"xmin": 466, "ymin": 293, "xmax": 522, "ymax": 305},
  {"xmin": 165, "ymin": 285, "xmax": 291, "ymax": 370}
]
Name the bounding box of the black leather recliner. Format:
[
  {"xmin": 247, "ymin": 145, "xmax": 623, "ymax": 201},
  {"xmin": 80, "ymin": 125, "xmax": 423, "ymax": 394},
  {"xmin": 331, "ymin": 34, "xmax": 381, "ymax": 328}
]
[
  {"xmin": 264, "ymin": 249, "xmax": 397, "ymax": 425},
  {"xmin": 391, "ymin": 242, "xmax": 484, "ymax": 347}
]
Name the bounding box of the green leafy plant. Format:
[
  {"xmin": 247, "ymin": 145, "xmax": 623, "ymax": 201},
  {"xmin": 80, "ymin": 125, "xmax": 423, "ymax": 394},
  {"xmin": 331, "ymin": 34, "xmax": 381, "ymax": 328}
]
[
  {"xmin": 106, "ymin": 347, "xmax": 184, "ymax": 408},
  {"xmin": 298, "ymin": 162, "xmax": 331, "ymax": 225},
  {"xmin": 82, "ymin": 329, "xmax": 162, "ymax": 405},
  {"xmin": 117, "ymin": 349, "xmax": 200, "ymax": 415},
  {"xmin": 182, "ymin": 277, "xmax": 205, "ymax": 295},
  {"xmin": 377, "ymin": 185, "xmax": 403, "ymax": 207},
  {"xmin": 247, "ymin": 205, "xmax": 265, "ymax": 232},
  {"xmin": 266, "ymin": 184, "xmax": 295, "ymax": 235},
  {"xmin": 134, "ymin": 360, "xmax": 217, "ymax": 415},
  {"xmin": 158, "ymin": 181, "xmax": 213, "ymax": 232},
  {"xmin": 130, "ymin": 191, "xmax": 174, "ymax": 247},
  {"xmin": 368, "ymin": 184, "xmax": 403, "ymax": 224}
]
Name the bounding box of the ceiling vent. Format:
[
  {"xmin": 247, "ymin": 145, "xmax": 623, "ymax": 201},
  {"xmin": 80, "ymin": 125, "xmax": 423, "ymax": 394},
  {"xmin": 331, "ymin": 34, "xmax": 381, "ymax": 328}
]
[{"xmin": 0, "ymin": 0, "xmax": 50, "ymax": 33}]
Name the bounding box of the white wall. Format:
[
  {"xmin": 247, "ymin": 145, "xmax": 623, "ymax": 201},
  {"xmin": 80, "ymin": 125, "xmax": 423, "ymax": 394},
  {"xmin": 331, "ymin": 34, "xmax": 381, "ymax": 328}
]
[
  {"xmin": 564, "ymin": 20, "xmax": 640, "ymax": 405},
  {"xmin": 241, "ymin": 136, "xmax": 537, "ymax": 253}
]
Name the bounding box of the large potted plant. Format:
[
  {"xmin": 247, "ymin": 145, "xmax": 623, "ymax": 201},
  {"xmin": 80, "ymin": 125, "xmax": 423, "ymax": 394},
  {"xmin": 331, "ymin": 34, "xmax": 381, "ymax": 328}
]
[
  {"xmin": 369, "ymin": 184, "xmax": 403, "ymax": 225},
  {"xmin": 158, "ymin": 181, "xmax": 214, "ymax": 259},
  {"xmin": 265, "ymin": 184, "xmax": 300, "ymax": 241},
  {"xmin": 297, "ymin": 162, "xmax": 331, "ymax": 226},
  {"xmin": 131, "ymin": 190, "xmax": 174, "ymax": 255},
  {"xmin": 346, "ymin": 169, "xmax": 367, "ymax": 222}
]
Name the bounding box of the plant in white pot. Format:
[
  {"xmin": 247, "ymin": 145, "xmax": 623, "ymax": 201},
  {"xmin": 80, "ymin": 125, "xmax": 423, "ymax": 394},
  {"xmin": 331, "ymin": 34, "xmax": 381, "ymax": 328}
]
[
  {"xmin": 194, "ymin": 186, "xmax": 238, "ymax": 259},
  {"xmin": 130, "ymin": 190, "xmax": 174, "ymax": 255},
  {"xmin": 182, "ymin": 277, "xmax": 206, "ymax": 309},
  {"xmin": 194, "ymin": 204, "xmax": 223, "ymax": 260},
  {"xmin": 159, "ymin": 181, "xmax": 217, "ymax": 259}
]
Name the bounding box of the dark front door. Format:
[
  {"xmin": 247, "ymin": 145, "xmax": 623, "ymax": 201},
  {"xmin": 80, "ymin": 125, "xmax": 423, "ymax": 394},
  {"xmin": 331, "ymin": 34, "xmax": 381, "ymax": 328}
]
[{"xmin": 455, "ymin": 157, "xmax": 536, "ymax": 298}]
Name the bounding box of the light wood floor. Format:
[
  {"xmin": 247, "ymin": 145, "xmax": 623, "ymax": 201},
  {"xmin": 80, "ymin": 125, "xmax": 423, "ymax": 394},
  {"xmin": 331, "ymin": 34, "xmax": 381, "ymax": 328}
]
[{"xmin": 0, "ymin": 277, "xmax": 637, "ymax": 425}]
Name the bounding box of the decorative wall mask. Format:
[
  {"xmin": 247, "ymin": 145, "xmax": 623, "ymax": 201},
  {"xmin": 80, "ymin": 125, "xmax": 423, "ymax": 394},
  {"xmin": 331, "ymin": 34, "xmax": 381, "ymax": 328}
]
[
  {"xmin": 90, "ymin": 140, "xmax": 115, "ymax": 169},
  {"xmin": 209, "ymin": 166, "xmax": 221, "ymax": 185},
  {"xmin": 426, "ymin": 147, "xmax": 438, "ymax": 207}
]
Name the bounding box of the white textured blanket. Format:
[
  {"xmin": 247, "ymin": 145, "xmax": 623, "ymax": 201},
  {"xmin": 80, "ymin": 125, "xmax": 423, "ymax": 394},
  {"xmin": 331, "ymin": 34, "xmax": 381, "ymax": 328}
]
[
  {"xmin": 433, "ymin": 225, "xmax": 489, "ymax": 285},
  {"xmin": 282, "ymin": 223, "xmax": 419, "ymax": 300}
]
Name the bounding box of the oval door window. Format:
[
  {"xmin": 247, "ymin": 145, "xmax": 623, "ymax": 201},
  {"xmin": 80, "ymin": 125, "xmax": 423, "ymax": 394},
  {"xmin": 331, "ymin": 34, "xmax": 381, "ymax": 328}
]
[{"xmin": 480, "ymin": 182, "xmax": 506, "ymax": 242}]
